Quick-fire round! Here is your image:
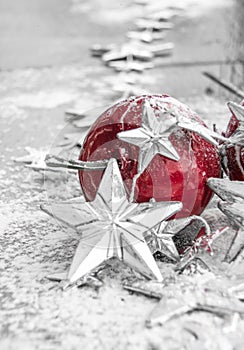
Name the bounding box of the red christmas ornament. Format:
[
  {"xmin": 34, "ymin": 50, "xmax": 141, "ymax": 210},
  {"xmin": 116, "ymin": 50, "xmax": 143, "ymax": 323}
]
[
  {"xmin": 223, "ymin": 101, "xmax": 244, "ymax": 181},
  {"xmin": 79, "ymin": 95, "xmax": 221, "ymax": 219}
]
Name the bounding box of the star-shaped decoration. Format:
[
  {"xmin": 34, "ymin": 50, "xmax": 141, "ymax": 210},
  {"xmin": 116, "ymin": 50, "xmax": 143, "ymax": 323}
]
[
  {"xmin": 145, "ymin": 220, "xmax": 181, "ymax": 263},
  {"xmin": 207, "ymin": 177, "xmax": 244, "ymax": 202},
  {"xmin": 135, "ymin": 18, "xmax": 174, "ymax": 31},
  {"xmin": 146, "ymin": 276, "xmax": 244, "ymax": 327},
  {"xmin": 47, "ymin": 270, "xmax": 103, "ymax": 290},
  {"xmin": 146, "ymin": 9, "xmax": 178, "ymax": 22},
  {"xmin": 146, "ymin": 215, "xmax": 211, "ymax": 263},
  {"xmin": 226, "ymin": 101, "xmax": 244, "ymax": 147},
  {"xmin": 117, "ymin": 100, "xmax": 180, "ymax": 173},
  {"xmin": 118, "ymin": 99, "xmax": 226, "ymax": 174},
  {"xmin": 102, "ymin": 43, "xmax": 153, "ymax": 63},
  {"xmin": 108, "ymin": 58, "xmax": 154, "ymax": 73},
  {"xmin": 164, "ymin": 104, "xmax": 227, "ymax": 146},
  {"xmin": 149, "ymin": 42, "xmax": 174, "ymax": 57},
  {"xmin": 41, "ymin": 159, "xmax": 182, "ymax": 286},
  {"xmin": 14, "ymin": 146, "xmax": 59, "ymax": 172},
  {"xmin": 90, "ymin": 43, "xmax": 116, "ymax": 58},
  {"xmin": 126, "ymin": 29, "xmax": 166, "ymax": 43},
  {"xmin": 207, "ymin": 178, "xmax": 244, "ymax": 262},
  {"xmin": 175, "ymin": 227, "xmax": 229, "ymax": 274}
]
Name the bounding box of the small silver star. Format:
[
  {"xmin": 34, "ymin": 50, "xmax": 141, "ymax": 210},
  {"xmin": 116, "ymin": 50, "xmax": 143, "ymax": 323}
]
[
  {"xmin": 41, "ymin": 159, "xmax": 182, "ymax": 286},
  {"xmin": 149, "ymin": 42, "xmax": 174, "ymax": 57},
  {"xmin": 47, "ymin": 271, "xmax": 103, "ymax": 290},
  {"xmin": 135, "ymin": 18, "xmax": 174, "ymax": 31},
  {"xmin": 14, "ymin": 146, "xmax": 58, "ymax": 172},
  {"xmin": 146, "ymin": 277, "xmax": 244, "ymax": 327},
  {"xmin": 150, "ymin": 215, "xmax": 211, "ymax": 262},
  {"xmin": 117, "ymin": 100, "xmax": 180, "ymax": 173},
  {"xmin": 176, "ymin": 226, "xmax": 228, "ymax": 274},
  {"xmin": 146, "ymin": 220, "xmax": 181, "ymax": 263},
  {"xmin": 208, "ymin": 178, "xmax": 244, "ymax": 262},
  {"xmin": 90, "ymin": 43, "xmax": 116, "ymax": 58},
  {"xmin": 108, "ymin": 59, "xmax": 154, "ymax": 72},
  {"xmin": 127, "ymin": 29, "xmax": 166, "ymax": 43},
  {"xmin": 102, "ymin": 42, "xmax": 153, "ymax": 63},
  {"xmin": 226, "ymin": 101, "xmax": 244, "ymax": 147}
]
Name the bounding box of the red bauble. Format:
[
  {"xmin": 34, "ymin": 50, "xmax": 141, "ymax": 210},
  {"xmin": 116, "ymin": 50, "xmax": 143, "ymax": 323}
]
[
  {"xmin": 79, "ymin": 95, "xmax": 221, "ymax": 219},
  {"xmin": 224, "ymin": 101, "xmax": 244, "ymax": 181}
]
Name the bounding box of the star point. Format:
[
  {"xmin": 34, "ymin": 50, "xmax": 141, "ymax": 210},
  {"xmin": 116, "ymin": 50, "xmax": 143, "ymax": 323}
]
[{"xmin": 42, "ymin": 158, "xmax": 182, "ymax": 285}]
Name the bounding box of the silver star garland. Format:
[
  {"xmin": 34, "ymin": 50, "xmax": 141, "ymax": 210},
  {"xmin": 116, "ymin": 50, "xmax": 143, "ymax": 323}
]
[{"xmin": 41, "ymin": 158, "xmax": 182, "ymax": 286}]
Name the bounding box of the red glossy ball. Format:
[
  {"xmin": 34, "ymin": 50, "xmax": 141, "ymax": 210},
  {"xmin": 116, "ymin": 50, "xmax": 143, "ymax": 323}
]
[
  {"xmin": 224, "ymin": 101, "xmax": 244, "ymax": 181},
  {"xmin": 79, "ymin": 95, "xmax": 221, "ymax": 219}
]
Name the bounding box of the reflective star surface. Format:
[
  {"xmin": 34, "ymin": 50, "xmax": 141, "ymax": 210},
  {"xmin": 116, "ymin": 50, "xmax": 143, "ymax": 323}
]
[
  {"xmin": 118, "ymin": 100, "xmax": 180, "ymax": 173},
  {"xmin": 41, "ymin": 158, "xmax": 182, "ymax": 286}
]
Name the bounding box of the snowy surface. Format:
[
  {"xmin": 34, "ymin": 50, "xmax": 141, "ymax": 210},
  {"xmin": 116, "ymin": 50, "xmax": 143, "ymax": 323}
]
[{"xmin": 0, "ymin": 0, "xmax": 243, "ymax": 349}]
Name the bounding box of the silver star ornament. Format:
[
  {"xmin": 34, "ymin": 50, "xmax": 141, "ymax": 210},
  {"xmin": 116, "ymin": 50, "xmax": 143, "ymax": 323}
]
[
  {"xmin": 118, "ymin": 99, "xmax": 226, "ymax": 174},
  {"xmin": 117, "ymin": 100, "xmax": 180, "ymax": 173},
  {"xmin": 41, "ymin": 159, "xmax": 182, "ymax": 286},
  {"xmin": 14, "ymin": 146, "xmax": 59, "ymax": 172}
]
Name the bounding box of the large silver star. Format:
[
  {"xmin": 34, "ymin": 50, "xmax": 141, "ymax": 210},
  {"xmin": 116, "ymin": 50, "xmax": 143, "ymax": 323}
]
[
  {"xmin": 117, "ymin": 100, "xmax": 180, "ymax": 173},
  {"xmin": 117, "ymin": 99, "xmax": 226, "ymax": 174},
  {"xmin": 41, "ymin": 159, "xmax": 182, "ymax": 286},
  {"xmin": 227, "ymin": 101, "xmax": 244, "ymax": 147},
  {"xmin": 207, "ymin": 178, "xmax": 244, "ymax": 262}
]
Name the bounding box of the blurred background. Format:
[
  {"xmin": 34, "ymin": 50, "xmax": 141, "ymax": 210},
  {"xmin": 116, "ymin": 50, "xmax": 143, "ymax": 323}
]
[{"xmin": 0, "ymin": 0, "xmax": 243, "ymax": 93}]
